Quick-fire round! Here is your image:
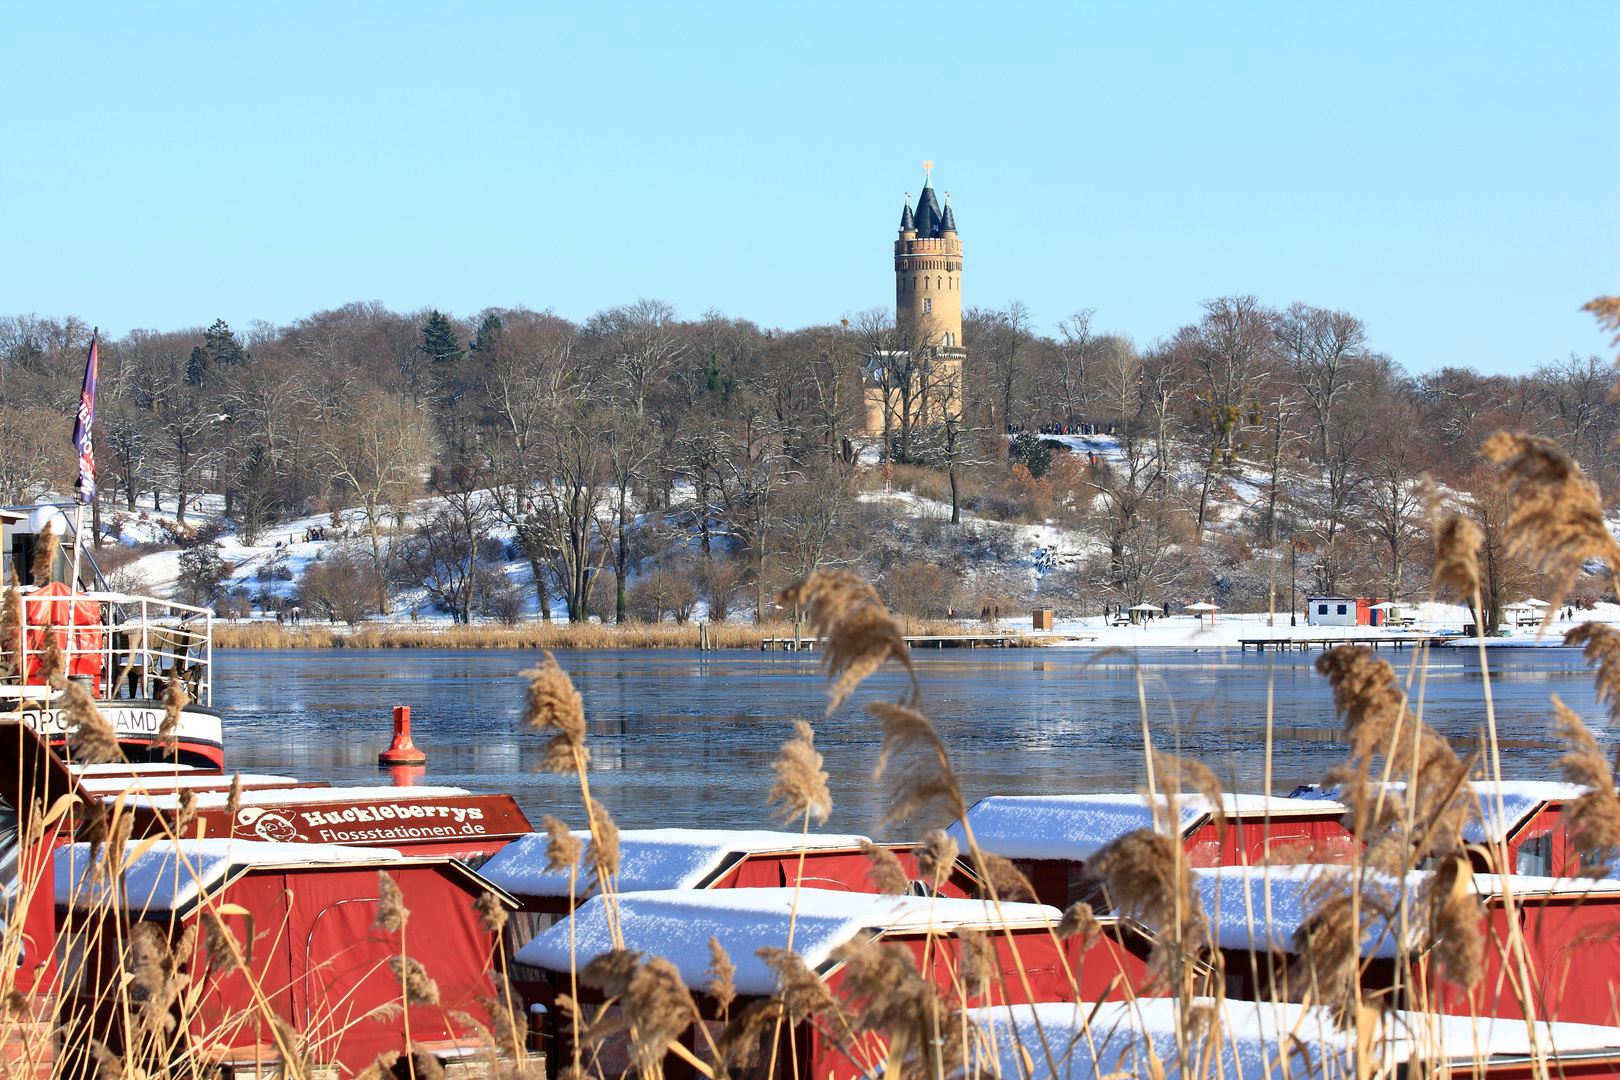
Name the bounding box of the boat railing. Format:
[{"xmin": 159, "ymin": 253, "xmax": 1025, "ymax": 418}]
[{"xmin": 0, "ymin": 591, "xmax": 214, "ymax": 708}]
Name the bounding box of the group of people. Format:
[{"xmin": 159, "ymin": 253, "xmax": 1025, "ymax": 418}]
[
  {"xmin": 274, "ymin": 526, "xmax": 331, "ymax": 549},
  {"xmin": 1005, "ymin": 422, "xmax": 1114, "ymax": 436}
]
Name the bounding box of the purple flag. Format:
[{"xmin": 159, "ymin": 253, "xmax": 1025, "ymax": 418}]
[{"xmin": 72, "ymin": 334, "xmax": 98, "ymax": 503}]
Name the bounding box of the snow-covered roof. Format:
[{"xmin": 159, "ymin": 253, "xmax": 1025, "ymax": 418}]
[
  {"xmin": 481, "ymin": 828, "xmax": 871, "ymax": 898},
  {"xmin": 1472, "ymin": 873, "xmax": 1620, "ymax": 898},
  {"xmin": 970, "ymin": 998, "xmax": 1620, "ymax": 1079},
  {"xmin": 122, "ymin": 785, "xmax": 472, "ymax": 812},
  {"xmin": 70, "ymin": 763, "xmax": 207, "ymax": 776},
  {"xmin": 949, "ymin": 793, "xmax": 1346, "ymax": 863},
  {"xmin": 514, "ymin": 887, "xmax": 1062, "ymax": 994},
  {"xmin": 1297, "ymin": 781, "xmax": 1585, "ymax": 843},
  {"xmin": 56, "ymin": 839, "xmax": 403, "ymax": 912},
  {"xmin": 1193, "ymin": 865, "xmax": 1424, "ymax": 957},
  {"xmin": 79, "ymin": 774, "xmax": 300, "ymax": 796}
]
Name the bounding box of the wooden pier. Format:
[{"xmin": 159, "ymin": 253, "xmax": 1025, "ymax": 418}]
[
  {"xmin": 1237, "ymin": 634, "xmax": 1447, "ymax": 652},
  {"xmin": 761, "ymin": 630, "xmax": 1096, "ymax": 651}
]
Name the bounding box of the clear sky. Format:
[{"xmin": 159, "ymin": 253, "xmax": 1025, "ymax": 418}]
[{"xmin": 3, "ymin": 3, "xmax": 1615, "ymax": 374}]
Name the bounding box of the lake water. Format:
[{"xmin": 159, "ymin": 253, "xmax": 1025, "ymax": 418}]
[{"xmin": 214, "ymin": 646, "xmax": 1612, "ymax": 837}]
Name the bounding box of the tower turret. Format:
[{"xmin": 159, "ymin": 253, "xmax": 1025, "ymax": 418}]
[{"xmin": 894, "ymin": 167, "xmax": 962, "ymax": 352}]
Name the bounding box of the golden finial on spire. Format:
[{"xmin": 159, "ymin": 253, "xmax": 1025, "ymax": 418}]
[{"xmin": 923, "ymin": 160, "xmax": 934, "ymax": 176}]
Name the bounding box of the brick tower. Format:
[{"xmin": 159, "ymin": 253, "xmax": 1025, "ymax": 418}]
[{"xmin": 864, "ymin": 164, "xmax": 965, "ymax": 435}]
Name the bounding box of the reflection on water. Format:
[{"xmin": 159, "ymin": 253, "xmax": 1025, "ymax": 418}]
[{"xmin": 215, "ymin": 646, "xmax": 1610, "ymax": 835}]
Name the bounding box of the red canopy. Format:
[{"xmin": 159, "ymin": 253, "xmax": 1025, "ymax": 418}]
[{"xmin": 23, "ymin": 582, "xmax": 103, "ymax": 687}]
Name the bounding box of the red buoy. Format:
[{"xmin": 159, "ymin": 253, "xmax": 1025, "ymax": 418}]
[{"xmin": 378, "ymin": 705, "xmax": 426, "ymax": 766}]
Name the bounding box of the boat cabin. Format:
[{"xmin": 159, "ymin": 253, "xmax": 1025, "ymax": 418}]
[
  {"xmin": 947, "ymin": 793, "xmax": 1355, "ymax": 910},
  {"xmin": 514, "ymin": 888, "xmax": 1152, "ymax": 1080},
  {"xmin": 479, "ymin": 828, "xmax": 971, "ymax": 917},
  {"xmin": 54, "ymin": 838, "xmax": 518, "ymax": 1076},
  {"xmin": 119, "ymin": 784, "xmax": 533, "ymax": 861},
  {"xmin": 972, "ymin": 997, "xmax": 1620, "ymax": 1079},
  {"xmin": 1193, "ymin": 864, "xmax": 1620, "ymax": 1027}
]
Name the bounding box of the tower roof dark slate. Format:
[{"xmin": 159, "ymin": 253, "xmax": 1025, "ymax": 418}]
[
  {"xmin": 913, "ymin": 180, "xmax": 944, "ymax": 238},
  {"xmin": 940, "ymin": 198, "xmax": 956, "ymax": 234},
  {"xmin": 899, "ymin": 196, "xmax": 914, "ymax": 232}
]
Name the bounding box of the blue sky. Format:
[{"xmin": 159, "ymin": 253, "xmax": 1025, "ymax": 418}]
[{"xmin": 2, "ymin": 3, "xmax": 1615, "ymax": 374}]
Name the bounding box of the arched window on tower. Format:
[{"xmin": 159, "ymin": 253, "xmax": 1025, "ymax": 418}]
[{"xmin": 924, "ymin": 298, "xmax": 932, "ymax": 315}]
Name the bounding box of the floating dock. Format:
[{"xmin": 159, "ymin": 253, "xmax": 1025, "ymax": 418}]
[
  {"xmin": 761, "ymin": 630, "xmax": 1096, "ymax": 651},
  {"xmin": 1237, "ymin": 633, "xmax": 1448, "ymax": 652}
]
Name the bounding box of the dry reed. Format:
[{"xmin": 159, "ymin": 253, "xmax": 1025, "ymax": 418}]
[
  {"xmin": 624, "ymin": 956, "xmax": 697, "ymax": 1080},
  {"xmin": 1551, "ymin": 694, "xmax": 1620, "ymax": 876},
  {"xmin": 225, "ymin": 771, "xmax": 242, "ymax": 823},
  {"xmin": 375, "ymin": 871, "xmax": 410, "ymax": 932},
  {"xmin": 202, "ymin": 909, "xmax": 240, "ymax": 972},
  {"xmin": 915, "ymin": 829, "xmax": 959, "ymax": 892},
  {"xmin": 38, "ymin": 618, "xmax": 64, "ymax": 688},
  {"xmin": 1057, "ymin": 902, "xmax": 1102, "ymax": 945},
  {"xmin": 475, "ymin": 890, "xmax": 509, "ymax": 936},
  {"xmin": 756, "ymin": 946, "xmax": 835, "ymax": 1020},
  {"xmin": 523, "ymin": 652, "xmax": 590, "ymax": 774},
  {"xmin": 867, "ymin": 702, "xmax": 965, "ymax": 826},
  {"xmin": 391, "ymin": 954, "xmax": 441, "ymax": 1005},
  {"xmin": 29, "ymin": 528, "xmax": 59, "ymax": 584},
  {"xmin": 540, "ymin": 814, "xmax": 583, "ymax": 871},
  {"xmin": 160, "ymin": 671, "xmax": 188, "ymax": 754},
  {"xmin": 1564, "ymin": 623, "xmax": 1620, "ymax": 723},
  {"xmin": 1155, "ymin": 752, "xmax": 1227, "ymax": 835},
  {"xmin": 1482, "ymin": 430, "xmax": 1620, "ymax": 618},
  {"xmin": 767, "ymin": 720, "xmax": 831, "ymax": 825},
  {"xmin": 779, "ymin": 570, "xmax": 914, "ymax": 712},
  {"xmin": 956, "ymin": 928, "xmax": 996, "ymax": 998},
  {"xmin": 63, "ymin": 682, "xmax": 121, "ymax": 764},
  {"xmin": 1089, "ymin": 829, "xmax": 1206, "ymax": 986},
  {"xmin": 585, "ymin": 797, "xmax": 621, "ymax": 887},
  {"xmin": 1428, "ymin": 853, "xmax": 1484, "ymax": 991},
  {"xmin": 581, "ymin": 948, "xmax": 643, "ymax": 999},
  {"xmin": 1431, "ymin": 516, "xmax": 1484, "ymax": 603},
  {"xmin": 858, "ymin": 840, "xmax": 911, "ymax": 896},
  {"xmin": 0, "ymin": 583, "xmax": 20, "ymax": 677},
  {"xmin": 982, "ymin": 853, "xmax": 1036, "ymax": 902},
  {"xmin": 177, "ymin": 788, "xmax": 197, "ymax": 836},
  {"xmin": 705, "ymin": 937, "xmax": 737, "ymax": 1014}
]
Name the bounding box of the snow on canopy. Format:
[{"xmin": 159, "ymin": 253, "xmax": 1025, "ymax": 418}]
[
  {"xmin": 56, "ymin": 838, "xmax": 404, "ymax": 912},
  {"xmin": 121, "ymin": 785, "xmax": 473, "ymax": 812},
  {"xmin": 947, "ymin": 793, "xmax": 1345, "ymax": 863},
  {"xmin": 970, "ymin": 998, "xmax": 1620, "ymax": 1079},
  {"xmin": 515, "ymin": 887, "xmax": 1062, "ymax": 994},
  {"xmin": 78, "ymin": 774, "xmax": 300, "ymax": 795},
  {"xmin": 1297, "ymin": 780, "xmax": 1586, "ymax": 843},
  {"xmin": 1192, "ymin": 865, "xmax": 1425, "ymax": 957},
  {"xmin": 481, "ymin": 828, "xmax": 870, "ymax": 898},
  {"xmin": 70, "ymin": 763, "xmax": 207, "ymax": 776}
]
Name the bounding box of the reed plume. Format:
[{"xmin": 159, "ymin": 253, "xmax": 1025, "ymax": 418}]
[
  {"xmin": 581, "ymin": 948, "xmax": 643, "ymax": 999},
  {"xmin": 408, "ymin": 1045, "xmax": 447, "ymax": 1080},
  {"xmin": 867, "ymin": 701, "xmax": 965, "ymax": 825},
  {"xmin": 128, "ymin": 921, "xmax": 184, "ymax": 1037},
  {"xmin": 756, "ymin": 945, "xmax": 835, "ymax": 1020},
  {"xmin": 624, "ymin": 956, "xmax": 698, "ymax": 1080},
  {"xmin": 38, "ymin": 619, "xmax": 64, "ymax": 689},
  {"xmin": 915, "ymin": 829, "xmax": 959, "ymax": 892},
  {"xmin": 767, "ymin": 720, "xmax": 832, "ymax": 825},
  {"xmin": 475, "ymin": 891, "xmax": 509, "ymax": 936},
  {"xmin": 1057, "ymin": 901, "xmax": 1102, "ymax": 945},
  {"xmin": 1315, "ymin": 646, "xmax": 1406, "ymax": 764},
  {"xmin": 374, "ymin": 871, "xmax": 410, "ymax": 932},
  {"xmin": 64, "ymin": 682, "xmax": 120, "ymax": 764},
  {"xmin": 1431, "ymin": 516, "xmax": 1484, "ymax": 603},
  {"xmin": 706, "ymin": 936, "xmax": 737, "ymax": 1014},
  {"xmin": 1428, "ymin": 853, "xmax": 1484, "ymax": 991},
  {"xmin": 522, "ymin": 652, "xmax": 590, "ymax": 773},
  {"xmin": 859, "ymin": 840, "xmax": 910, "ymax": 896},
  {"xmin": 831, "ymin": 938, "xmax": 961, "ymax": 1080},
  {"xmin": 176, "ymin": 788, "xmax": 197, "ymax": 837},
  {"xmin": 982, "ymin": 853, "xmax": 1035, "ymax": 902},
  {"xmin": 225, "ymin": 772, "xmax": 242, "ymax": 825},
  {"xmin": 540, "ymin": 814, "xmax": 583, "ymax": 872},
  {"xmin": 160, "ymin": 671, "xmax": 188, "ymax": 754},
  {"xmin": 585, "ymin": 797, "xmax": 620, "ymax": 887},
  {"xmin": 0, "ymin": 583, "xmax": 21, "ymax": 677},
  {"xmin": 96, "ymin": 810, "xmax": 132, "ymax": 886},
  {"xmin": 1551, "ymin": 695, "xmax": 1620, "ymax": 876},
  {"xmin": 956, "ymin": 928, "xmax": 995, "ymax": 998},
  {"xmin": 778, "ymin": 570, "xmax": 914, "ymax": 712},
  {"xmin": 1565, "ymin": 622, "xmax": 1620, "ymax": 723},
  {"xmin": 1482, "ymin": 430, "xmax": 1620, "ymax": 619},
  {"xmin": 1585, "ymin": 296, "xmax": 1620, "ymax": 348},
  {"xmin": 1089, "ymin": 829, "xmax": 1206, "ymax": 986},
  {"xmin": 356, "ymin": 1051, "xmax": 402, "ymax": 1080},
  {"xmin": 1155, "ymin": 752, "xmax": 1227, "ymax": 835},
  {"xmin": 30, "ymin": 528, "xmax": 59, "ymax": 584},
  {"xmin": 391, "ymin": 954, "xmax": 441, "ymax": 1005},
  {"xmin": 202, "ymin": 910, "xmax": 240, "ymax": 972}
]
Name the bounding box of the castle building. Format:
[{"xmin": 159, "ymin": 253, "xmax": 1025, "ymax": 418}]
[{"xmin": 862, "ymin": 168, "xmax": 967, "ymax": 436}]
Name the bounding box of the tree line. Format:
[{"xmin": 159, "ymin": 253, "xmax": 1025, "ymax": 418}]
[{"xmin": 1, "ymin": 297, "xmax": 1614, "ymax": 630}]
